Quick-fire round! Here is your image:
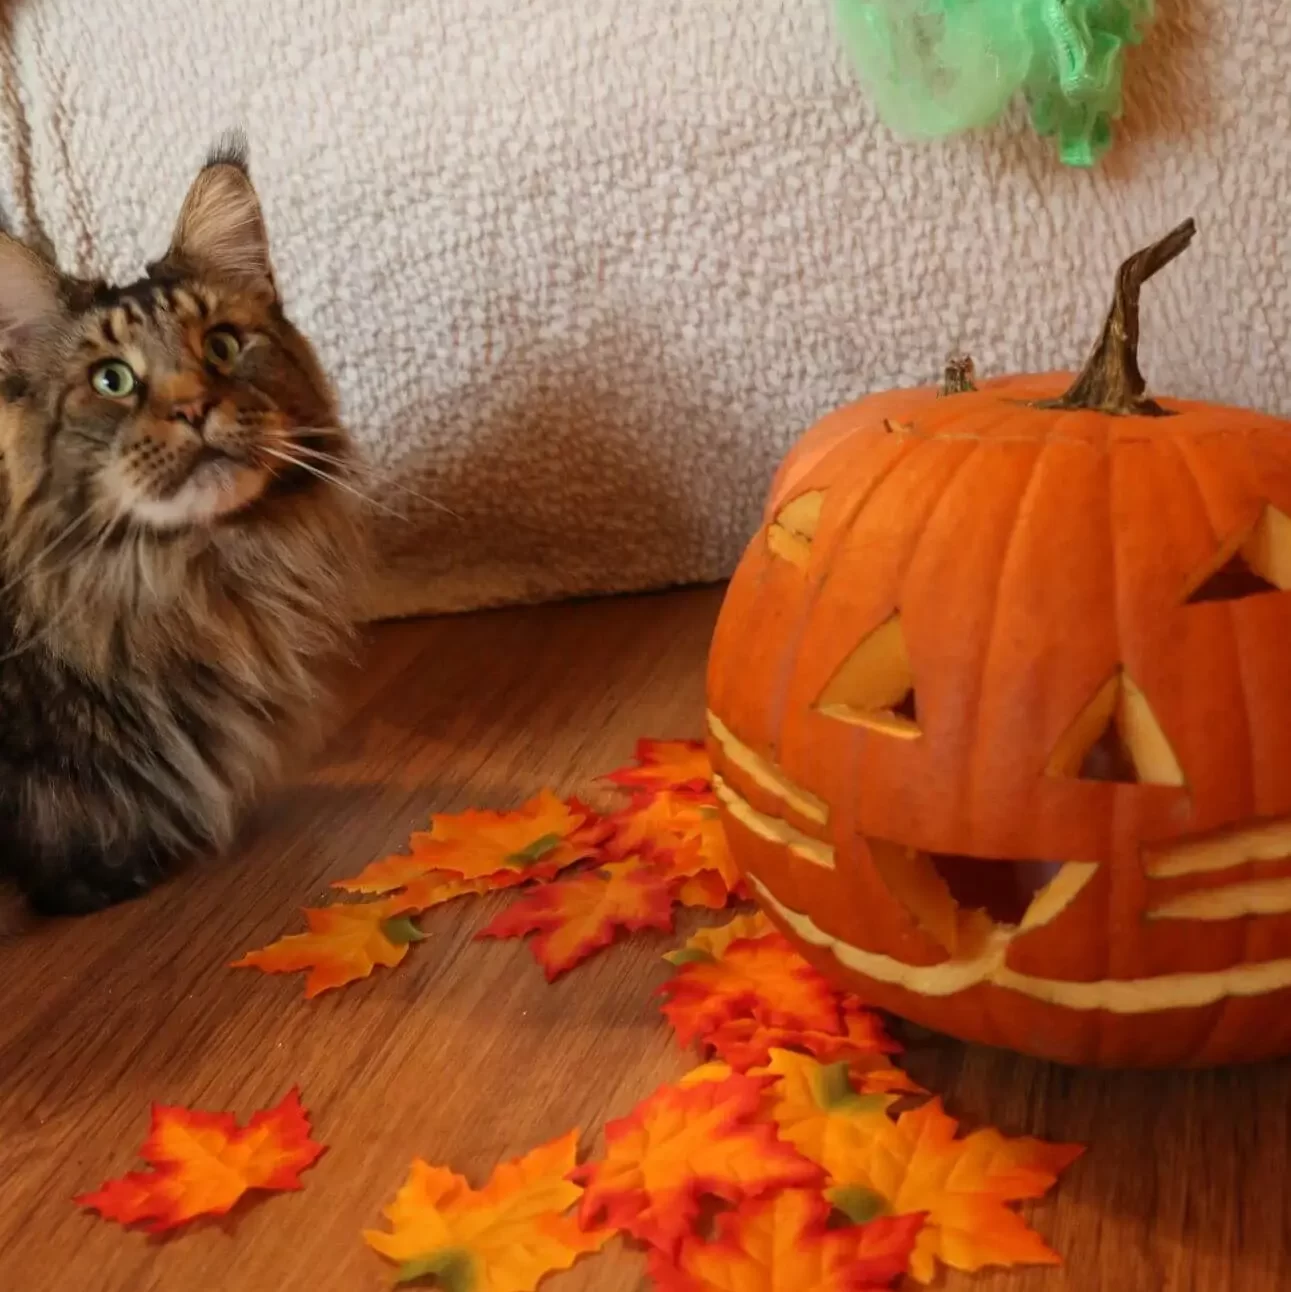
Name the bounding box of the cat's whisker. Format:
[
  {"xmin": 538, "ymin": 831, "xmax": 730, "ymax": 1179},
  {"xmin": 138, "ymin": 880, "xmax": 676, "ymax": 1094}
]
[
  {"xmin": 285, "ymin": 434, "xmax": 463, "ymax": 520},
  {"xmin": 259, "ymin": 447, "xmax": 411, "ymax": 522}
]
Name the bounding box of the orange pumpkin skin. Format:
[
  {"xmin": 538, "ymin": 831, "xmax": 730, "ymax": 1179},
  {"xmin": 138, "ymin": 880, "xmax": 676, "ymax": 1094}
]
[{"xmin": 707, "ymin": 369, "xmax": 1291, "ymax": 1068}]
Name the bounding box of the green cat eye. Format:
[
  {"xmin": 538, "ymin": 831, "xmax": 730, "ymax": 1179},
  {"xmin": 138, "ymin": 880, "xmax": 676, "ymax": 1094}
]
[
  {"xmin": 89, "ymin": 360, "xmax": 137, "ymax": 399},
  {"xmin": 203, "ymin": 326, "xmax": 242, "ymax": 368}
]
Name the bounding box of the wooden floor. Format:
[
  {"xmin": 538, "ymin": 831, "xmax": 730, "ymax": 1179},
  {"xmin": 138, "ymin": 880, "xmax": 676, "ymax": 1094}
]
[{"xmin": 0, "ymin": 585, "xmax": 1287, "ymax": 1291}]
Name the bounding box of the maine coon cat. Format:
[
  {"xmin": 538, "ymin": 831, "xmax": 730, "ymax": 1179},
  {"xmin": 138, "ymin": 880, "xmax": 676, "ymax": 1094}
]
[{"xmin": 0, "ymin": 140, "xmax": 364, "ymax": 916}]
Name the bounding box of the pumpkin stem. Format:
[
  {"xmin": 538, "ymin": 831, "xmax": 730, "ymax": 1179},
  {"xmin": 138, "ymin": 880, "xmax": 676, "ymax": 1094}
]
[
  {"xmin": 940, "ymin": 355, "xmax": 977, "ymax": 395},
  {"xmin": 1045, "ymin": 217, "xmax": 1196, "ymax": 417}
]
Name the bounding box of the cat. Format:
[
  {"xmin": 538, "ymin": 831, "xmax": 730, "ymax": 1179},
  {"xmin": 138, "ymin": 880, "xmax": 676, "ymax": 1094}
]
[{"xmin": 0, "ymin": 137, "xmax": 366, "ymax": 917}]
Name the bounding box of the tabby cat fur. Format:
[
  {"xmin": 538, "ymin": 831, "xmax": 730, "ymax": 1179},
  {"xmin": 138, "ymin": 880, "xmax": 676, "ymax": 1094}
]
[{"xmin": 0, "ymin": 139, "xmax": 365, "ymax": 916}]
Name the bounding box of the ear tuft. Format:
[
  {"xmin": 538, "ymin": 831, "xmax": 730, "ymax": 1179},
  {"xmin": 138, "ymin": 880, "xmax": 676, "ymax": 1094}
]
[
  {"xmin": 0, "ymin": 234, "xmax": 64, "ymax": 362},
  {"xmin": 167, "ymin": 143, "xmax": 274, "ymax": 290}
]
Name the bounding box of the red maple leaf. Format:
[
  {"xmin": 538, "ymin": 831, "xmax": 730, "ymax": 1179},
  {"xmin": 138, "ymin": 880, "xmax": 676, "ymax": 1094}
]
[
  {"xmin": 572, "ymin": 1074, "xmax": 822, "ymax": 1256},
  {"xmin": 659, "ymin": 934, "xmax": 842, "ymax": 1048},
  {"xmin": 648, "ymin": 1190, "xmax": 925, "ymax": 1291},
  {"xmin": 601, "ymin": 739, "xmax": 713, "ymax": 795},
  {"xmin": 476, "ymin": 857, "xmax": 677, "ymax": 979}
]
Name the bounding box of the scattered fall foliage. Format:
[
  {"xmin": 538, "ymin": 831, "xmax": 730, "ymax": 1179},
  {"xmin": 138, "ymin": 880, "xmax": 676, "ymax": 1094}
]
[
  {"xmin": 76, "ymin": 1089, "xmax": 324, "ymax": 1233},
  {"xmin": 572, "ymin": 1073, "xmax": 823, "ymax": 1256},
  {"xmin": 478, "ymin": 856, "xmax": 678, "ymax": 979},
  {"xmin": 649, "ymin": 1190, "xmax": 925, "ymax": 1292},
  {"xmin": 364, "ymin": 1131, "xmax": 608, "ymax": 1290},
  {"xmin": 231, "ymin": 900, "xmax": 426, "ymax": 998},
  {"xmin": 86, "ymin": 735, "xmax": 1082, "ymax": 1289}
]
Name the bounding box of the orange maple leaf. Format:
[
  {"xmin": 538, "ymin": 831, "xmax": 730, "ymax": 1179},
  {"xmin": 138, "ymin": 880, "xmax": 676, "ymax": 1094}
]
[
  {"xmin": 477, "ymin": 857, "xmax": 677, "ymax": 979},
  {"xmin": 364, "ymin": 1130, "xmax": 608, "ymax": 1290},
  {"xmin": 334, "ymin": 790, "xmax": 606, "ymax": 895},
  {"xmin": 605, "ymin": 793, "xmax": 748, "ymax": 907},
  {"xmin": 659, "ymin": 933, "xmax": 842, "ymax": 1048},
  {"xmin": 815, "ymin": 1096, "xmax": 1084, "ymax": 1283},
  {"xmin": 231, "ymin": 900, "xmax": 425, "ymax": 998},
  {"xmin": 755, "ymin": 1050, "xmax": 902, "ymax": 1180},
  {"xmin": 648, "ymin": 1190, "xmax": 925, "ymax": 1292},
  {"xmin": 665, "ymin": 913, "xmax": 775, "ymax": 966},
  {"xmin": 602, "ymin": 739, "xmax": 713, "ymax": 794},
  {"xmin": 667, "ymin": 818, "xmax": 750, "ymax": 908},
  {"xmin": 604, "ymin": 790, "xmax": 714, "ymax": 860},
  {"xmin": 76, "ymin": 1088, "xmax": 324, "ymax": 1232},
  {"xmin": 572, "ymin": 1074, "xmax": 822, "ymax": 1256},
  {"xmin": 705, "ymin": 1011, "xmax": 916, "ymax": 1093}
]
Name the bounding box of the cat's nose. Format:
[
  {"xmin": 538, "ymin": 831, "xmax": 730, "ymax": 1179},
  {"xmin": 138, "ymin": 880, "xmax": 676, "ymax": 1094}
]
[{"xmin": 170, "ymin": 398, "xmax": 213, "ymax": 430}]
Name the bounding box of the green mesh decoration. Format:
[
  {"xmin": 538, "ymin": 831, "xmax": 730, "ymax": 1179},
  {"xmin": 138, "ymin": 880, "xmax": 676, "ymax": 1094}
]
[{"xmin": 834, "ymin": 0, "xmax": 1154, "ymax": 166}]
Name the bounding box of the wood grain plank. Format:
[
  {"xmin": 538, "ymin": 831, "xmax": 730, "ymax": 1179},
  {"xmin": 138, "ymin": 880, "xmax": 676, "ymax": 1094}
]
[{"xmin": 0, "ymin": 585, "xmax": 1286, "ymax": 1291}]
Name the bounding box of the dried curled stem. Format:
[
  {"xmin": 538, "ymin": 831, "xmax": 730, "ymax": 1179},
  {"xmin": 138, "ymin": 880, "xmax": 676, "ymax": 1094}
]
[
  {"xmin": 1042, "ymin": 218, "xmax": 1197, "ymax": 417},
  {"xmin": 940, "ymin": 355, "xmax": 977, "ymax": 395}
]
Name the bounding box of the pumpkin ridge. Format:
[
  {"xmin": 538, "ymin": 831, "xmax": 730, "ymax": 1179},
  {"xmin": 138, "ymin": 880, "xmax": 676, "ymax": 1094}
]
[
  {"xmin": 762, "ymin": 431, "xmax": 923, "ymax": 760},
  {"xmin": 1168, "ymin": 433, "xmax": 1258, "ymax": 815}
]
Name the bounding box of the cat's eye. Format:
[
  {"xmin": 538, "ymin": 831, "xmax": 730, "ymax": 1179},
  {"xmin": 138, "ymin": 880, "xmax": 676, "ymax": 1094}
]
[
  {"xmin": 89, "ymin": 360, "xmax": 137, "ymax": 399},
  {"xmin": 203, "ymin": 327, "xmax": 242, "ymax": 368}
]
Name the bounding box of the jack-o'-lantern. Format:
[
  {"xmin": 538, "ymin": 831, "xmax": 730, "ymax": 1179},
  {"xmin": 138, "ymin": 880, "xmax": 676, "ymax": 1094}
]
[{"xmin": 707, "ymin": 220, "xmax": 1291, "ymax": 1067}]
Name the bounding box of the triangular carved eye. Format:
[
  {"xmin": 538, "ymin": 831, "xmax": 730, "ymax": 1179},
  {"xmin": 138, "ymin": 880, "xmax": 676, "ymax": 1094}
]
[
  {"xmin": 1185, "ymin": 504, "xmax": 1291, "ymax": 604},
  {"xmin": 815, "ymin": 612, "xmax": 920, "ymax": 738},
  {"xmin": 766, "ymin": 491, "xmax": 825, "ymax": 568},
  {"xmin": 1046, "ymin": 671, "xmax": 1184, "ymax": 786}
]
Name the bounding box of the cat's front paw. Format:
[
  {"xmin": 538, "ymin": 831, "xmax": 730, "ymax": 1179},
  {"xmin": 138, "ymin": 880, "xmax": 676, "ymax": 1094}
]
[{"xmin": 24, "ymin": 858, "xmax": 161, "ymax": 917}]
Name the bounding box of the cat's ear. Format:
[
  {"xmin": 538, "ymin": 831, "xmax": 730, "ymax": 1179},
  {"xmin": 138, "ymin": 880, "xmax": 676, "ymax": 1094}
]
[
  {"xmin": 165, "ymin": 137, "xmax": 276, "ymax": 293},
  {"xmin": 0, "ymin": 234, "xmax": 65, "ymax": 361}
]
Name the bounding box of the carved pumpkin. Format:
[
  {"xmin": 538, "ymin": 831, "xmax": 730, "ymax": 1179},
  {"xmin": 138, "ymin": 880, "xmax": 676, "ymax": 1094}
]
[{"xmin": 707, "ymin": 220, "xmax": 1291, "ymax": 1068}]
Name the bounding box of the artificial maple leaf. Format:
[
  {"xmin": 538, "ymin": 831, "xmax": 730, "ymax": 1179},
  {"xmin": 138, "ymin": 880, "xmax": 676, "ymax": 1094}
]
[
  {"xmin": 604, "ymin": 790, "xmax": 714, "ymax": 860},
  {"xmin": 755, "ymin": 1050, "xmax": 901, "ymax": 1182},
  {"xmin": 659, "ymin": 933, "xmax": 842, "ymax": 1049},
  {"xmin": 819, "ymin": 1097, "xmax": 1084, "ymax": 1283},
  {"xmin": 386, "ymin": 875, "xmax": 494, "ymax": 916},
  {"xmin": 335, "ymin": 790, "xmax": 606, "ymax": 896},
  {"xmin": 602, "ymin": 739, "xmax": 713, "ymax": 794},
  {"xmin": 707, "ymin": 1013, "xmax": 918, "ymax": 1094},
  {"xmin": 76, "ymin": 1088, "xmax": 324, "ymax": 1232},
  {"xmin": 365, "ymin": 1130, "xmax": 608, "ymax": 1289},
  {"xmin": 572, "ymin": 1073, "xmax": 822, "ymax": 1256},
  {"xmin": 477, "ymin": 857, "xmax": 677, "ymax": 979},
  {"xmin": 675, "ymin": 870, "xmax": 732, "ymax": 910},
  {"xmin": 664, "ymin": 818, "xmax": 750, "ymax": 907},
  {"xmin": 648, "ymin": 1190, "xmax": 925, "ymax": 1292},
  {"xmin": 232, "ymin": 900, "xmax": 425, "ymax": 998},
  {"xmin": 665, "ymin": 912, "xmax": 774, "ymax": 966}
]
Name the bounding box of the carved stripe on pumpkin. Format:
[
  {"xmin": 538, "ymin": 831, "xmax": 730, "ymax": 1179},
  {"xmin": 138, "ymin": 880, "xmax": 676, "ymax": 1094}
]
[
  {"xmin": 706, "ymin": 712, "xmax": 830, "ymax": 825},
  {"xmin": 1147, "ymin": 876, "xmax": 1291, "ymax": 921},
  {"xmin": 712, "ymin": 775, "xmax": 834, "ymax": 870},
  {"xmin": 1144, "ymin": 816, "xmax": 1291, "ymax": 878},
  {"xmin": 752, "ymin": 877, "xmax": 1291, "ymax": 1013}
]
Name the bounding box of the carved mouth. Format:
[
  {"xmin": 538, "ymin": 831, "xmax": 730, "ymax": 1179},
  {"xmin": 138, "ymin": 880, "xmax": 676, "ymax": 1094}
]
[{"xmin": 868, "ymin": 839, "xmax": 1077, "ymax": 959}]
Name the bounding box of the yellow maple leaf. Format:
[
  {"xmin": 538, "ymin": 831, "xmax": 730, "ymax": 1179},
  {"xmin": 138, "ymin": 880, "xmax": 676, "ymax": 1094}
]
[
  {"xmin": 231, "ymin": 900, "xmax": 424, "ymax": 998},
  {"xmin": 364, "ymin": 1131, "xmax": 608, "ymax": 1291},
  {"xmin": 664, "ymin": 912, "xmax": 774, "ymax": 966},
  {"xmin": 821, "ymin": 1095, "xmax": 1084, "ymax": 1282},
  {"xmin": 755, "ymin": 1050, "xmax": 898, "ymax": 1182}
]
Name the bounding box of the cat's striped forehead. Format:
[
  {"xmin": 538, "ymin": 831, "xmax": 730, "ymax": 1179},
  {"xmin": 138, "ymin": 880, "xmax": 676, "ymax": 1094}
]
[{"xmin": 70, "ymin": 274, "xmax": 273, "ymax": 358}]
